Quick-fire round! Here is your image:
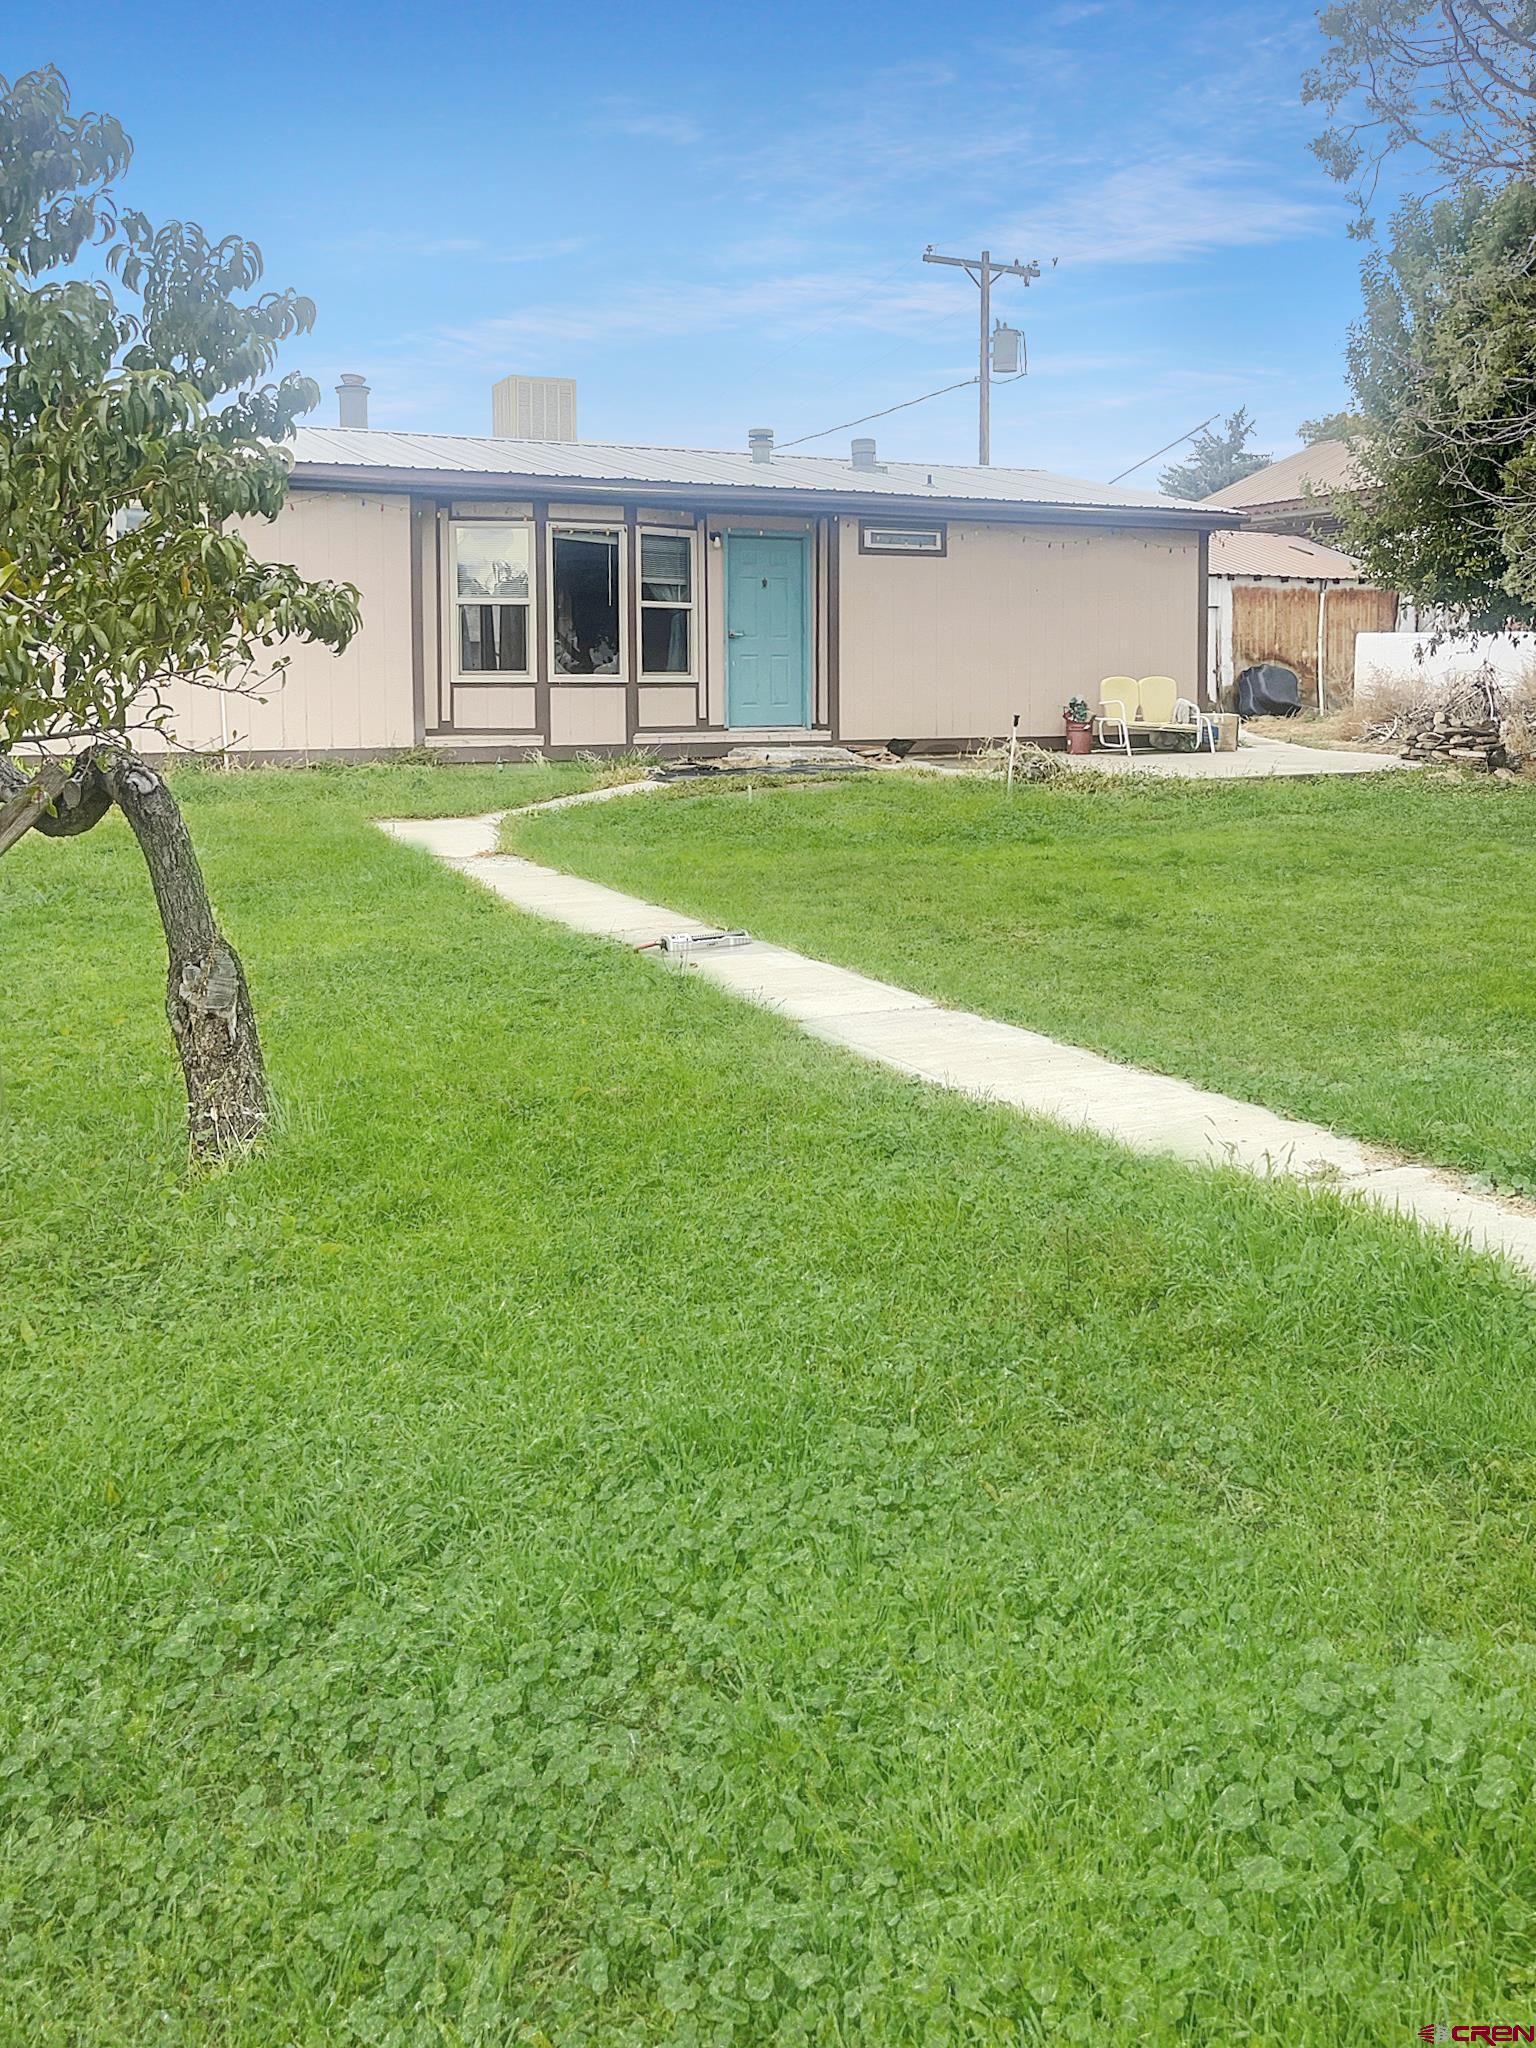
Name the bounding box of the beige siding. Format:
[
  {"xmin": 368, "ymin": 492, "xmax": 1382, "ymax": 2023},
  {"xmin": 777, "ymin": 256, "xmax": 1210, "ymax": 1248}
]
[
  {"xmin": 637, "ymin": 684, "xmax": 700, "ymax": 728},
  {"xmin": 835, "ymin": 517, "xmax": 1201, "ymax": 741},
  {"xmin": 139, "ymin": 490, "xmax": 416, "ymax": 755},
  {"xmin": 549, "ymin": 686, "xmax": 627, "ymax": 747},
  {"xmin": 453, "ymin": 684, "xmax": 537, "ymax": 730}
]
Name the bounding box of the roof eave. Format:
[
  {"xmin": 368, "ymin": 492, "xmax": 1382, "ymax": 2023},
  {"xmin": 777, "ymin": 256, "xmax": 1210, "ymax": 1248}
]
[
  {"xmin": 1209, "ymin": 570, "xmax": 1363, "ymax": 586},
  {"xmin": 287, "ymin": 462, "xmax": 1246, "ymax": 531}
]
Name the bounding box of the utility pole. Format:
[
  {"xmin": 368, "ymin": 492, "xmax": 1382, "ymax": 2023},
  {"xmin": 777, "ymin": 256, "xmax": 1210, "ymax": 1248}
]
[{"xmin": 922, "ymin": 247, "xmax": 1041, "ymax": 464}]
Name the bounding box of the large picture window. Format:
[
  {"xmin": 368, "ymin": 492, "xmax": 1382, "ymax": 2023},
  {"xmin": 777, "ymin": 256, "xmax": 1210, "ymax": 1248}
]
[
  {"xmin": 552, "ymin": 527, "xmax": 623, "ymax": 676},
  {"xmin": 453, "ymin": 522, "xmax": 532, "ymax": 674},
  {"xmin": 639, "ymin": 529, "xmax": 695, "ymax": 676}
]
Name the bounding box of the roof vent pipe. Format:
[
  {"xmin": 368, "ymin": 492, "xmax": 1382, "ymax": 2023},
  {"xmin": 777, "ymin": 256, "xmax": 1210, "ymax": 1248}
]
[
  {"xmin": 748, "ymin": 426, "xmax": 774, "ymax": 464},
  {"xmin": 851, "ymin": 436, "xmax": 878, "ymax": 470},
  {"xmin": 336, "ymin": 374, "xmax": 370, "ymax": 429}
]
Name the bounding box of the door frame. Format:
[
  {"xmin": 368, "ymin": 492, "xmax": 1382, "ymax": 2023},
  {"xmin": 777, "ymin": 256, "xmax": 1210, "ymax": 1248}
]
[{"xmin": 723, "ymin": 531, "xmax": 811, "ymax": 729}]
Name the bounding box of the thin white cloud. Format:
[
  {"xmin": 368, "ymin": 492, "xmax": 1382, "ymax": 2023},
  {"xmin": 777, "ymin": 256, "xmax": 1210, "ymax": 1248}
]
[
  {"xmin": 320, "ymin": 229, "xmax": 589, "ymax": 265},
  {"xmin": 591, "ymin": 105, "xmax": 705, "ymax": 146},
  {"xmin": 432, "ymin": 268, "xmax": 965, "ymax": 355},
  {"xmin": 993, "ymin": 152, "xmax": 1332, "ymax": 265}
]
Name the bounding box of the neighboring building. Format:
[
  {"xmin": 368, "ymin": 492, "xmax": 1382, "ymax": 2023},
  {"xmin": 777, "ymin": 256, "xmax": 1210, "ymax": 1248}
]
[
  {"xmin": 143, "ymin": 396, "xmax": 1239, "ymax": 761},
  {"xmin": 1202, "ymin": 443, "xmax": 1398, "ymax": 709},
  {"xmin": 1203, "ymin": 438, "xmax": 1361, "ymax": 537}
]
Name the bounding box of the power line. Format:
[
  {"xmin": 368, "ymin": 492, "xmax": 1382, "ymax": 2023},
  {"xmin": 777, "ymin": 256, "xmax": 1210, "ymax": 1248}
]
[
  {"xmin": 779, "ymin": 376, "xmax": 980, "ymax": 450},
  {"xmin": 1108, "ymin": 413, "xmax": 1219, "ymax": 486}
]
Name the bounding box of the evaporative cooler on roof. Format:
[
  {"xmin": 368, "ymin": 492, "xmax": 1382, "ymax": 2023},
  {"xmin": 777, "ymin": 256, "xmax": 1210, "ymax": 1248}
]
[{"xmin": 491, "ymin": 375, "xmax": 577, "ymax": 440}]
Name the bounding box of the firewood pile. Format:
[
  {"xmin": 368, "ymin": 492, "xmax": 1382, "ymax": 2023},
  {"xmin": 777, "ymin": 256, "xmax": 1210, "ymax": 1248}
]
[
  {"xmin": 1399, "ymin": 709, "xmax": 1519, "ymax": 771},
  {"xmin": 1351, "ymin": 669, "xmax": 1527, "ymax": 774}
]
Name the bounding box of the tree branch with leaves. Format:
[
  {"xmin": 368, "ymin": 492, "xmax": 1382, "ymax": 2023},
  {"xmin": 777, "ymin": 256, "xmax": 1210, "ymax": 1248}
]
[
  {"xmin": 0, "ymin": 65, "xmax": 359, "ymax": 1162},
  {"xmin": 1335, "ymin": 178, "xmax": 1536, "ymax": 627},
  {"xmin": 1305, "ymin": 0, "xmax": 1536, "ymax": 216}
]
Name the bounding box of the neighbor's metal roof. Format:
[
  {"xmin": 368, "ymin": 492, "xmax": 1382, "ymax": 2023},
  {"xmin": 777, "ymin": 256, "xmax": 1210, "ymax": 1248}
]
[
  {"xmin": 287, "ymin": 427, "xmax": 1227, "ymax": 519},
  {"xmin": 1208, "ymin": 528, "xmax": 1365, "ymax": 581},
  {"xmin": 1203, "ymin": 438, "xmax": 1360, "ymax": 511}
]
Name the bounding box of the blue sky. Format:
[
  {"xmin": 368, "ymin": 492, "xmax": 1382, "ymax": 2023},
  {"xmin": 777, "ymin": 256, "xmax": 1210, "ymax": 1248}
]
[{"xmin": 11, "ymin": 0, "xmax": 1364, "ymax": 483}]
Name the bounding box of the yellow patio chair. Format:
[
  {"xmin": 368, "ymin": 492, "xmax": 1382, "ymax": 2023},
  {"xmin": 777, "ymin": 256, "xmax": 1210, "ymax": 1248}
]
[
  {"xmin": 1094, "ymin": 676, "xmax": 1138, "ymax": 757},
  {"xmin": 1136, "ymin": 675, "xmax": 1180, "ymax": 725},
  {"xmin": 1133, "ymin": 675, "xmax": 1216, "ymax": 753}
]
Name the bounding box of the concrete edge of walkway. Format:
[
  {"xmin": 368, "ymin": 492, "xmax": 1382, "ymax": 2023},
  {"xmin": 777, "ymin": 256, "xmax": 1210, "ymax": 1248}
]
[
  {"xmin": 377, "ymin": 812, "xmax": 1536, "ymax": 1278},
  {"xmin": 502, "ymin": 777, "xmax": 667, "ymax": 818}
]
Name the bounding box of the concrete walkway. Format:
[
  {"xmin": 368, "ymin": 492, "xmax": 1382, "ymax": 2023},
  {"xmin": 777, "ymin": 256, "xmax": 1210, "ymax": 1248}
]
[{"xmin": 379, "ymin": 813, "xmax": 1536, "ymax": 1276}]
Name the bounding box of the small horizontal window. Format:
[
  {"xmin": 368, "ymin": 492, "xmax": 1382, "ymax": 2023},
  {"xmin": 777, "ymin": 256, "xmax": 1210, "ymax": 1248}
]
[{"xmin": 859, "ymin": 522, "xmax": 947, "ymax": 555}]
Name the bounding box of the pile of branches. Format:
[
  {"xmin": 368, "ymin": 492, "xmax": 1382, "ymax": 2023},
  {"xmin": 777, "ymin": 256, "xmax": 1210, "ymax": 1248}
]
[
  {"xmin": 1354, "ymin": 669, "xmax": 1526, "ymax": 771},
  {"xmin": 1398, "ymin": 708, "xmax": 1516, "ymax": 770}
]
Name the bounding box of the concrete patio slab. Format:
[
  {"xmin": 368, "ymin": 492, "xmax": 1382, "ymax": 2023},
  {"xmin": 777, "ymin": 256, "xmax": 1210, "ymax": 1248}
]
[
  {"xmin": 1075, "ymin": 735, "xmax": 1412, "ymax": 779},
  {"xmin": 378, "ymin": 813, "xmax": 1536, "ymax": 1278}
]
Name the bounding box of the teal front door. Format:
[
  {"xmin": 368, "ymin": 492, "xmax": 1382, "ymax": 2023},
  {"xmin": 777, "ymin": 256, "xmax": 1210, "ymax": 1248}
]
[{"xmin": 725, "ymin": 535, "xmax": 809, "ymax": 727}]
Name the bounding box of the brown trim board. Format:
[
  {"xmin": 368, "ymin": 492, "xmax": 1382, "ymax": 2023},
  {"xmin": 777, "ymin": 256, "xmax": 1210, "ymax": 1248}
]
[
  {"xmin": 533, "ymin": 498, "xmax": 551, "ymax": 742},
  {"xmin": 1196, "ymin": 530, "xmax": 1210, "ymax": 704},
  {"xmin": 624, "ymin": 505, "xmax": 641, "ymax": 745},
  {"xmin": 408, "ymin": 496, "xmax": 429, "ymax": 745},
  {"xmin": 826, "ymin": 516, "xmax": 841, "ymax": 740}
]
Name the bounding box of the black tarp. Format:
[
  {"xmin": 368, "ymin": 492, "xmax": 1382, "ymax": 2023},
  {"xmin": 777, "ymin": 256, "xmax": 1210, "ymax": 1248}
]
[{"xmin": 1237, "ymin": 663, "xmax": 1302, "ymax": 718}]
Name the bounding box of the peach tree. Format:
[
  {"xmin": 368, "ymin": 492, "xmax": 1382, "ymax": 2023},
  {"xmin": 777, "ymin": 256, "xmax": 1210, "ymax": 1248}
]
[{"xmin": 0, "ymin": 67, "xmax": 360, "ymax": 1162}]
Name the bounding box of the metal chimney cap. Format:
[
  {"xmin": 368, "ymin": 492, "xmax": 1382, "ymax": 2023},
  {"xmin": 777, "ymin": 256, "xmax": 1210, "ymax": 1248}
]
[
  {"xmin": 335, "ymin": 374, "xmax": 371, "ymax": 429},
  {"xmin": 851, "ymin": 436, "xmax": 878, "ymax": 469},
  {"xmin": 747, "ymin": 425, "xmax": 774, "ymax": 463}
]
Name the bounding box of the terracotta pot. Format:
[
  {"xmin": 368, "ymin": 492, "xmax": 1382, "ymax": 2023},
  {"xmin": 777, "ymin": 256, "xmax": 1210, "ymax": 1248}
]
[{"xmin": 1064, "ymin": 718, "xmax": 1093, "ymax": 757}]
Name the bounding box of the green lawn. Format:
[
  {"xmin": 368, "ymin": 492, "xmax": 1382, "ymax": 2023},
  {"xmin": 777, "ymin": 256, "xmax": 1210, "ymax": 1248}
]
[
  {"xmin": 510, "ymin": 769, "xmax": 1536, "ymax": 1188},
  {"xmin": 5, "ymin": 764, "xmax": 1536, "ymax": 2045}
]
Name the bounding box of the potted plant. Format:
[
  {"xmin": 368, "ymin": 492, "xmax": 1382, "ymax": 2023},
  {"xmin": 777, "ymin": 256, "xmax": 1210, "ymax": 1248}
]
[{"xmin": 1063, "ymin": 696, "xmax": 1093, "ymax": 755}]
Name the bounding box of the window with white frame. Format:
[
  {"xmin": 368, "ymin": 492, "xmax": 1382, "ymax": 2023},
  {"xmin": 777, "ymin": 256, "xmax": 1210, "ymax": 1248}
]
[
  {"xmin": 639, "ymin": 528, "xmax": 696, "ymax": 676},
  {"xmin": 859, "ymin": 521, "xmax": 946, "ymax": 556},
  {"xmin": 453, "ymin": 522, "xmax": 532, "ymax": 674},
  {"xmin": 551, "ymin": 527, "xmax": 623, "ymax": 676}
]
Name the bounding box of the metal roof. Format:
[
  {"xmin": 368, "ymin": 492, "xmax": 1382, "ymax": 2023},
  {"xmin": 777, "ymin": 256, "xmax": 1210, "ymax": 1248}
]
[
  {"xmin": 286, "ymin": 427, "xmax": 1230, "ymax": 520},
  {"xmin": 1202, "ymin": 438, "xmax": 1360, "ymax": 511},
  {"xmin": 1208, "ymin": 528, "xmax": 1365, "ymax": 582}
]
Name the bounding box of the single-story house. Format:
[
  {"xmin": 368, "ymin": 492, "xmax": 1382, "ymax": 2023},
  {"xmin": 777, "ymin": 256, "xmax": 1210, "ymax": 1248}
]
[
  {"xmin": 1202, "ymin": 437, "xmax": 1361, "ymax": 537},
  {"xmin": 147, "ymin": 395, "xmax": 1242, "ymax": 759},
  {"xmin": 1202, "ymin": 443, "xmax": 1399, "ymax": 711}
]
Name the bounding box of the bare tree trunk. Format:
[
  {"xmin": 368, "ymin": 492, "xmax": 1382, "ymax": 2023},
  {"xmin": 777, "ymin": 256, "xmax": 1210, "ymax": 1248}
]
[
  {"xmin": 1, "ymin": 745, "xmax": 266, "ymax": 1164},
  {"xmin": 90, "ymin": 749, "xmax": 267, "ymax": 1164}
]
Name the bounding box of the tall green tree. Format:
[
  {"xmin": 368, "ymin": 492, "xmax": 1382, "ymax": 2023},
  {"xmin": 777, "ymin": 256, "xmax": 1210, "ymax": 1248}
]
[
  {"xmin": 1337, "ymin": 178, "xmax": 1536, "ymax": 627},
  {"xmin": 1297, "ymin": 410, "xmax": 1360, "ymax": 442},
  {"xmin": 1304, "ymin": 6, "xmax": 1536, "ymax": 623},
  {"xmin": 1159, "ymin": 408, "xmax": 1270, "ymax": 500},
  {"xmin": 1305, "ymin": 0, "xmax": 1536, "ymax": 213},
  {"xmin": 0, "ymin": 67, "xmax": 358, "ymax": 1162}
]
